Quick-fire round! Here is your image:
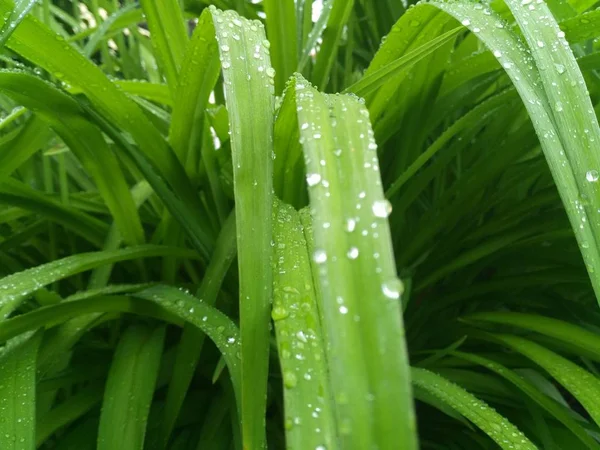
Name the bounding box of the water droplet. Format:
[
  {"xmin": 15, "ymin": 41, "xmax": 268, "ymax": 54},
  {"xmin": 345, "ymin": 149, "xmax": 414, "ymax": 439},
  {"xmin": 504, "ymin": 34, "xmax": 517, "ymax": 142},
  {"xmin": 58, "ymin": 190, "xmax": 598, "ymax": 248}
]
[
  {"xmin": 221, "ymin": 44, "xmax": 230, "ymax": 52},
  {"xmin": 339, "ymin": 305, "xmax": 348, "ymax": 314},
  {"xmin": 283, "ymin": 371, "xmax": 298, "ymax": 388},
  {"xmin": 461, "ymin": 19, "xmax": 471, "ymax": 26},
  {"xmin": 306, "ymin": 173, "xmax": 322, "ymax": 186},
  {"xmin": 493, "ymin": 50, "xmax": 502, "ymax": 57},
  {"xmin": 372, "ymin": 200, "xmax": 392, "ymax": 218},
  {"xmin": 555, "ymin": 101, "xmax": 564, "ymax": 112},
  {"xmin": 272, "ymin": 305, "xmax": 289, "ymax": 321},
  {"xmin": 345, "ymin": 218, "xmax": 357, "ymax": 232},
  {"xmin": 586, "ymin": 170, "xmax": 599, "ymax": 182},
  {"xmin": 347, "ymin": 247, "xmax": 359, "ymax": 259},
  {"xmin": 266, "ymin": 67, "xmax": 276, "ymax": 78},
  {"xmin": 536, "ymin": 40, "xmax": 544, "ymax": 48},
  {"xmin": 382, "ymin": 278, "xmax": 404, "ymax": 299},
  {"xmin": 554, "ymin": 63, "xmax": 565, "ymax": 74},
  {"xmin": 313, "ymin": 249, "xmax": 327, "ymax": 264}
]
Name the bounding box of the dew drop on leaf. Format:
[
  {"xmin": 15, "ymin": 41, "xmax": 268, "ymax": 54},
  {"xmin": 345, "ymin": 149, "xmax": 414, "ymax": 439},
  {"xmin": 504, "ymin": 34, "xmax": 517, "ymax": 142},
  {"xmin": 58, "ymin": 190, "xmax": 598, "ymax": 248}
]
[
  {"xmin": 381, "ymin": 278, "xmax": 404, "ymax": 299},
  {"xmin": 372, "ymin": 199, "xmax": 392, "ymax": 218},
  {"xmin": 586, "ymin": 170, "xmax": 599, "ymax": 182},
  {"xmin": 306, "ymin": 173, "xmax": 322, "ymax": 186},
  {"xmin": 313, "ymin": 249, "xmax": 327, "ymax": 264}
]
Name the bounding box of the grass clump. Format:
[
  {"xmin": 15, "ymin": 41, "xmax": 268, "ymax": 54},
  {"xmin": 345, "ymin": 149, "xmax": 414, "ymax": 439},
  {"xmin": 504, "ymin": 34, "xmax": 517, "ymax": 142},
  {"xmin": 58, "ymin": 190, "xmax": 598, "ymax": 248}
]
[{"xmin": 0, "ymin": 0, "xmax": 599, "ymax": 448}]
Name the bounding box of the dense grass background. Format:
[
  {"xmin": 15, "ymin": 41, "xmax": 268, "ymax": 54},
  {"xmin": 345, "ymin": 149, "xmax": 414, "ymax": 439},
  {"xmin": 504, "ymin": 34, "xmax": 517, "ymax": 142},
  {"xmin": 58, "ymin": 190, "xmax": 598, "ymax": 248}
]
[{"xmin": 0, "ymin": 0, "xmax": 600, "ymax": 448}]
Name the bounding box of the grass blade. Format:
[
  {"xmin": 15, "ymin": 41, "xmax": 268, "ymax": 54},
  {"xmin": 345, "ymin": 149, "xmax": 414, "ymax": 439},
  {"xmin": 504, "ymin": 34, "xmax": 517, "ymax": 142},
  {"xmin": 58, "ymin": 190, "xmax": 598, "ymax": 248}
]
[
  {"xmin": 453, "ymin": 351, "xmax": 599, "ymax": 449},
  {"xmin": 97, "ymin": 324, "xmax": 165, "ymax": 450},
  {"xmin": 0, "ymin": 0, "xmax": 37, "ymax": 48},
  {"xmin": 272, "ymin": 199, "xmax": 335, "ymax": 449},
  {"xmin": 293, "ymin": 73, "xmax": 416, "ymax": 449},
  {"xmin": 263, "ymin": 0, "xmax": 296, "ymax": 93},
  {"xmin": 169, "ymin": 10, "xmax": 220, "ymax": 165},
  {"xmin": 138, "ymin": 0, "xmax": 188, "ymax": 91},
  {"xmin": 503, "ymin": 0, "xmax": 600, "ymax": 300},
  {"xmin": 0, "ymin": 245, "xmax": 198, "ymax": 317},
  {"xmin": 311, "ymin": 0, "xmax": 354, "ymax": 90},
  {"xmin": 464, "ymin": 312, "xmax": 600, "ymax": 362},
  {"xmin": 411, "ymin": 367, "xmax": 538, "ymax": 450},
  {"xmin": 489, "ymin": 334, "xmax": 600, "ymax": 428},
  {"xmin": 0, "ymin": 331, "xmax": 41, "ymax": 450},
  {"xmin": 429, "ymin": 0, "xmax": 600, "ymax": 304},
  {"xmin": 209, "ymin": 7, "xmax": 275, "ymax": 448}
]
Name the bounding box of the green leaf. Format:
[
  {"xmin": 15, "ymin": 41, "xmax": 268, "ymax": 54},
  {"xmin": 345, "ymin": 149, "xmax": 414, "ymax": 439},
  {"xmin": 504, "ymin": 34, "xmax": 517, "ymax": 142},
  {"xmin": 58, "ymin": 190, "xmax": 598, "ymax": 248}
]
[
  {"xmin": 293, "ymin": 73, "xmax": 416, "ymax": 449},
  {"xmin": 464, "ymin": 312, "xmax": 600, "ymax": 362},
  {"xmin": 0, "ymin": 245, "xmax": 198, "ymax": 317},
  {"xmin": 311, "ymin": 0, "xmax": 354, "ymax": 90},
  {"xmin": 453, "ymin": 351, "xmax": 599, "ymax": 450},
  {"xmin": 345, "ymin": 25, "xmax": 462, "ymax": 98},
  {"xmin": 168, "ymin": 9, "xmax": 220, "ymax": 165},
  {"xmin": 0, "ymin": 331, "xmax": 42, "ymax": 450},
  {"xmin": 209, "ymin": 7, "xmax": 275, "ymax": 449},
  {"xmin": 272, "ymin": 199, "xmax": 335, "ymax": 449},
  {"xmin": 263, "ymin": 0, "xmax": 297, "ymax": 93},
  {"xmin": 411, "ymin": 367, "xmax": 538, "ymax": 450},
  {"xmin": 429, "ymin": 0, "xmax": 600, "ymax": 304},
  {"xmin": 97, "ymin": 324, "xmax": 165, "ymax": 450},
  {"xmin": 490, "ymin": 334, "xmax": 600, "ymax": 428},
  {"xmin": 0, "ymin": 0, "xmax": 37, "ymax": 48},
  {"xmin": 138, "ymin": 0, "xmax": 188, "ymax": 91}
]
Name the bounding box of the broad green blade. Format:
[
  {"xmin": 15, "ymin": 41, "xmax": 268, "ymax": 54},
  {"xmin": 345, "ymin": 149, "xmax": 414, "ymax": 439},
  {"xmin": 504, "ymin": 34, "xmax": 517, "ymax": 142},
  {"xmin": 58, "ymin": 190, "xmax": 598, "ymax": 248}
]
[
  {"xmin": 209, "ymin": 7, "xmax": 275, "ymax": 449},
  {"xmin": 0, "ymin": 0, "xmax": 37, "ymax": 48},
  {"xmin": 464, "ymin": 312, "xmax": 600, "ymax": 361},
  {"xmin": 345, "ymin": 26, "xmax": 462, "ymax": 98},
  {"xmin": 263, "ymin": 0, "xmax": 297, "ymax": 93},
  {"xmin": 411, "ymin": 367, "xmax": 538, "ymax": 450},
  {"xmin": 0, "ymin": 288, "xmax": 241, "ymax": 400},
  {"xmin": 491, "ymin": 334, "xmax": 600, "ymax": 428},
  {"xmin": 293, "ymin": 73, "xmax": 416, "ymax": 449},
  {"xmin": 0, "ymin": 245, "xmax": 198, "ymax": 317},
  {"xmin": 0, "ymin": 115, "xmax": 53, "ymax": 177},
  {"xmin": 138, "ymin": 0, "xmax": 187, "ymax": 91},
  {"xmin": 168, "ymin": 10, "xmax": 220, "ymax": 165},
  {"xmin": 311, "ymin": 0, "xmax": 354, "ymax": 90},
  {"xmin": 428, "ymin": 0, "xmax": 600, "ymax": 303},
  {"xmin": 453, "ymin": 351, "xmax": 599, "ymax": 449},
  {"xmin": 0, "ymin": 331, "xmax": 41, "ymax": 450},
  {"xmin": 503, "ymin": 0, "xmax": 600, "ymax": 298},
  {"xmin": 272, "ymin": 199, "xmax": 335, "ymax": 449},
  {"xmin": 97, "ymin": 324, "xmax": 165, "ymax": 450}
]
